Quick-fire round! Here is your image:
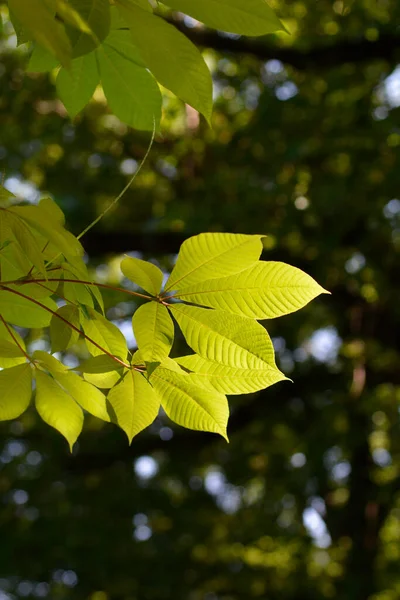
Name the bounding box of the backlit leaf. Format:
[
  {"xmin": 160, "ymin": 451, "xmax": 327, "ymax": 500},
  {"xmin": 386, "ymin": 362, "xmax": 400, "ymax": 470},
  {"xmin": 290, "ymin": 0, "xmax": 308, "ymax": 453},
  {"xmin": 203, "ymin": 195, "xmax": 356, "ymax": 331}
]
[
  {"xmin": 0, "ymin": 322, "xmax": 27, "ymax": 368},
  {"xmin": 0, "ymin": 289, "xmax": 58, "ymax": 328},
  {"xmin": 35, "ymin": 370, "xmax": 83, "ymax": 451},
  {"xmin": 121, "ymin": 256, "xmax": 163, "ymax": 296},
  {"xmin": 64, "ymin": 0, "xmax": 111, "ymax": 57},
  {"xmin": 170, "ymin": 304, "xmax": 276, "ymax": 369},
  {"xmin": 176, "ymin": 354, "xmax": 286, "ymax": 395},
  {"xmin": 132, "ymin": 302, "xmax": 174, "ymax": 362},
  {"xmin": 152, "ymin": 362, "xmax": 229, "ymax": 439},
  {"xmin": 28, "ymin": 44, "xmax": 59, "ymax": 72},
  {"xmin": 117, "ymin": 1, "xmax": 212, "ymax": 120},
  {"xmin": 52, "ymin": 371, "xmax": 110, "ymax": 422},
  {"xmin": 0, "ymin": 364, "xmax": 32, "ymax": 420},
  {"xmin": 175, "ymin": 261, "xmax": 328, "ymax": 319},
  {"xmin": 107, "ymin": 369, "xmax": 160, "ymax": 442},
  {"xmin": 165, "ymin": 233, "xmax": 264, "ymax": 292},
  {"xmin": 81, "ymin": 307, "xmax": 128, "ymax": 358}
]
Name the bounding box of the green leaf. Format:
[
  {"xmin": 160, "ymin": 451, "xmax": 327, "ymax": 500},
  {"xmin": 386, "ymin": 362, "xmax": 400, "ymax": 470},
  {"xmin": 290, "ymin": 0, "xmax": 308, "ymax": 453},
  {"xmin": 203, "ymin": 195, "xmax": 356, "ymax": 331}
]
[
  {"xmin": 121, "ymin": 256, "xmax": 163, "ymax": 296},
  {"xmin": 0, "ymin": 339, "xmax": 26, "ymax": 358},
  {"xmin": 117, "ymin": 1, "xmax": 212, "ymax": 121},
  {"xmin": 8, "ymin": 205, "xmax": 84, "ymax": 261},
  {"xmin": 79, "ymin": 355, "xmax": 124, "ymax": 388},
  {"xmin": 165, "ymin": 233, "xmax": 264, "ymax": 292},
  {"xmin": 0, "ymin": 322, "xmax": 27, "ymax": 368},
  {"xmin": 63, "ymin": 0, "xmax": 111, "ymax": 57},
  {"xmin": 151, "ymin": 363, "xmax": 229, "ymax": 439},
  {"xmin": 38, "ymin": 197, "xmax": 65, "ymax": 225},
  {"xmin": 132, "ymin": 302, "xmax": 174, "ymax": 362},
  {"xmin": 176, "ymin": 355, "xmax": 286, "ymax": 395},
  {"xmin": 52, "ymin": 371, "xmax": 110, "ymax": 422},
  {"xmin": 35, "ymin": 370, "xmax": 83, "ymax": 451},
  {"xmin": 81, "ymin": 307, "xmax": 128, "ymax": 358},
  {"xmin": 57, "ymin": 52, "xmax": 99, "ymax": 118},
  {"xmin": 28, "ymin": 44, "xmax": 60, "ymax": 72},
  {"xmin": 107, "ymin": 369, "xmax": 160, "ymax": 442},
  {"xmin": 0, "ymin": 289, "xmax": 58, "ymax": 328},
  {"xmin": 96, "ymin": 43, "xmax": 161, "ymax": 130},
  {"xmin": 175, "ymin": 261, "xmax": 329, "ymax": 319},
  {"xmin": 8, "ymin": 0, "xmax": 72, "ymax": 67},
  {"xmin": 7, "ymin": 212, "xmax": 47, "ymax": 276},
  {"xmin": 170, "ymin": 304, "xmax": 277, "ymax": 369},
  {"xmin": 164, "ymin": 0, "xmax": 285, "ymax": 36},
  {"xmin": 0, "ymin": 364, "xmax": 32, "ymax": 420},
  {"xmin": 104, "ymin": 29, "xmax": 145, "ymax": 68},
  {"xmin": 50, "ymin": 304, "xmax": 81, "ymax": 352}
]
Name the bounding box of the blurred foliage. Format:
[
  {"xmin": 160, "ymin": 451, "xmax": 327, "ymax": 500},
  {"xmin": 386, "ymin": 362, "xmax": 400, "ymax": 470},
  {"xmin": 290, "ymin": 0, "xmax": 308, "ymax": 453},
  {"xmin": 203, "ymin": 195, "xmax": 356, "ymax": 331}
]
[{"xmin": 1, "ymin": 0, "xmax": 400, "ymax": 599}]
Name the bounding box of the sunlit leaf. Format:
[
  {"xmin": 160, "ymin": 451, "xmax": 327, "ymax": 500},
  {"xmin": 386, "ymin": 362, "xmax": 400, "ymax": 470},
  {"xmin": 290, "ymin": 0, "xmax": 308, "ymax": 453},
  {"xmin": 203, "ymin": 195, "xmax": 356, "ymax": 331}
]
[
  {"xmin": 57, "ymin": 52, "xmax": 99, "ymax": 118},
  {"xmin": 132, "ymin": 302, "xmax": 174, "ymax": 362},
  {"xmin": 81, "ymin": 307, "xmax": 128, "ymax": 358},
  {"xmin": 175, "ymin": 261, "xmax": 328, "ymax": 319},
  {"xmin": 107, "ymin": 369, "xmax": 160, "ymax": 442},
  {"xmin": 52, "ymin": 370, "xmax": 110, "ymax": 422},
  {"xmin": 121, "ymin": 256, "xmax": 163, "ymax": 296},
  {"xmin": 50, "ymin": 304, "xmax": 81, "ymax": 352},
  {"xmin": 165, "ymin": 233, "xmax": 264, "ymax": 292},
  {"xmin": 35, "ymin": 370, "xmax": 83, "ymax": 451},
  {"xmin": 0, "ymin": 322, "xmax": 27, "ymax": 368},
  {"xmin": 63, "ymin": 0, "xmax": 111, "ymax": 57},
  {"xmin": 0, "ymin": 364, "xmax": 32, "ymax": 420},
  {"xmin": 0, "ymin": 289, "xmax": 58, "ymax": 328}
]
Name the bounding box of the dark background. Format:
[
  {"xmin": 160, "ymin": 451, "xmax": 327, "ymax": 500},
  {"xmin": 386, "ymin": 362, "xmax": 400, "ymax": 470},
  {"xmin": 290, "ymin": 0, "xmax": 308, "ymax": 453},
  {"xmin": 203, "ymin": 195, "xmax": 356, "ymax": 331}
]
[{"xmin": 1, "ymin": 1, "xmax": 400, "ymax": 598}]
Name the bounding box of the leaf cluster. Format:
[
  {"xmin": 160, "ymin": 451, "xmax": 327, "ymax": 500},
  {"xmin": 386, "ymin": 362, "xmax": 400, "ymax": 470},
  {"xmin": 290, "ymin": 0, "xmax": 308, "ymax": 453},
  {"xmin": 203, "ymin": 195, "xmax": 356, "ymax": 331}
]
[
  {"xmin": 6, "ymin": 0, "xmax": 285, "ymax": 129},
  {"xmin": 0, "ymin": 186, "xmax": 327, "ymax": 449}
]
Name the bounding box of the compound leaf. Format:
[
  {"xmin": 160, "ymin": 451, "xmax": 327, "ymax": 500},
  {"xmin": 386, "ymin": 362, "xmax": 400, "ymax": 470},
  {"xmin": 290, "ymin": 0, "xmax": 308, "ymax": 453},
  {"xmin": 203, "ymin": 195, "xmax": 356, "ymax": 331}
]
[
  {"xmin": 81, "ymin": 307, "xmax": 128, "ymax": 358},
  {"xmin": 121, "ymin": 256, "xmax": 163, "ymax": 296},
  {"xmin": 164, "ymin": 0, "xmax": 285, "ymax": 36},
  {"xmin": 0, "ymin": 364, "xmax": 32, "ymax": 420},
  {"xmin": 151, "ymin": 362, "xmax": 229, "ymax": 439},
  {"xmin": 35, "ymin": 370, "xmax": 83, "ymax": 451},
  {"xmin": 165, "ymin": 233, "xmax": 264, "ymax": 292},
  {"xmin": 175, "ymin": 261, "xmax": 328, "ymax": 319},
  {"xmin": 0, "ymin": 322, "xmax": 27, "ymax": 368},
  {"xmin": 52, "ymin": 370, "xmax": 110, "ymax": 422},
  {"xmin": 107, "ymin": 369, "xmax": 160, "ymax": 442},
  {"xmin": 63, "ymin": 0, "xmax": 111, "ymax": 57},
  {"xmin": 0, "ymin": 290, "xmax": 58, "ymax": 328},
  {"xmin": 132, "ymin": 302, "xmax": 174, "ymax": 362},
  {"xmin": 28, "ymin": 44, "xmax": 59, "ymax": 72},
  {"xmin": 170, "ymin": 304, "xmax": 277, "ymax": 370}
]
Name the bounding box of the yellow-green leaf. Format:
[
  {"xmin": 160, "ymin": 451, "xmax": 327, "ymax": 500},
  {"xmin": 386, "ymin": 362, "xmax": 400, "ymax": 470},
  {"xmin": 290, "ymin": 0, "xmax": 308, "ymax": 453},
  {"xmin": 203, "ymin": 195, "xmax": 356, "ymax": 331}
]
[
  {"xmin": 170, "ymin": 304, "xmax": 276, "ymax": 369},
  {"xmin": 79, "ymin": 354, "xmax": 124, "ymax": 388},
  {"xmin": 152, "ymin": 363, "xmax": 229, "ymax": 439},
  {"xmin": 33, "ymin": 350, "xmax": 68, "ymax": 373},
  {"xmin": 63, "ymin": 0, "xmax": 111, "ymax": 57},
  {"xmin": 107, "ymin": 369, "xmax": 160, "ymax": 442},
  {"xmin": 28, "ymin": 44, "xmax": 59, "ymax": 72},
  {"xmin": 0, "ymin": 322, "xmax": 27, "ymax": 368},
  {"xmin": 132, "ymin": 302, "xmax": 174, "ymax": 362},
  {"xmin": 121, "ymin": 256, "xmax": 163, "ymax": 296},
  {"xmin": 0, "ymin": 364, "xmax": 32, "ymax": 420},
  {"xmin": 57, "ymin": 52, "xmax": 99, "ymax": 118},
  {"xmin": 35, "ymin": 370, "xmax": 84, "ymax": 451},
  {"xmin": 165, "ymin": 233, "xmax": 264, "ymax": 292},
  {"xmin": 52, "ymin": 371, "xmax": 110, "ymax": 422},
  {"xmin": 0, "ymin": 289, "xmax": 58, "ymax": 328},
  {"xmin": 81, "ymin": 307, "xmax": 128, "ymax": 358},
  {"xmin": 175, "ymin": 261, "xmax": 329, "ymax": 319},
  {"xmin": 176, "ymin": 354, "xmax": 286, "ymax": 395}
]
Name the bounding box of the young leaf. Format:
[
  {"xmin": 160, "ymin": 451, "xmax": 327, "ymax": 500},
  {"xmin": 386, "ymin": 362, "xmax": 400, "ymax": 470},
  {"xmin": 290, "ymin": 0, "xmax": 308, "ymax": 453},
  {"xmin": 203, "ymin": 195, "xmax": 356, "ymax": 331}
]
[
  {"xmin": 81, "ymin": 307, "xmax": 128, "ymax": 358},
  {"xmin": 79, "ymin": 355, "xmax": 125, "ymax": 388},
  {"xmin": 63, "ymin": 0, "xmax": 111, "ymax": 57},
  {"xmin": 121, "ymin": 256, "xmax": 163, "ymax": 296},
  {"xmin": 164, "ymin": 233, "xmax": 264, "ymax": 292},
  {"xmin": 57, "ymin": 52, "xmax": 99, "ymax": 118},
  {"xmin": 52, "ymin": 371, "xmax": 110, "ymax": 422},
  {"xmin": 164, "ymin": 0, "xmax": 285, "ymax": 36},
  {"xmin": 35, "ymin": 370, "xmax": 84, "ymax": 451},
  {"xmin": 96, "ymin": 44, "xmax": 161, "ymax": 130},
  {"xmin": 117, "ymin": 1, "xmax": 213, "ymax": 121},
  {"xmin": 0, "ymin": 322, "xmax": 27, "ymax": 368},
  {"xmin": 8, "ymin": 0, "xmax": 72, "ymax": 67},
  {"xmin": 170, "ymin": 304, "xmax": 277, "ymax": 369},
  {"xmin": 7, "ymin": 212, "xmax": 47, "ymax": 276},
  {"xmin": 132, "ymin": 302, "xmax": 174, "ymax": 362},
  {"xmin": 175, "ymin": 261, "xmax": 329, "ymax": 319},
  {"xmin": 33, "ymin": 350, "xmax": 68, "ymax": 373},
  {"xmin": 28, "ymin": 44, "xmax": 60, "ymax": 72},
  {"xmin": 0, "ymin": 364, "xmax": 32, "ymax": 420},
  {"xmin": 151, "ymin": 364, "xmax": 229, "ymax": 439},
  {"xmin": 0, "ymin": 290, "xmax": 58, "ymax": 328},
  {"xmin": 50, "ymin": 304, "xmax": 81, "ymax": 352},
  {"xmin": 107, "ymin": 369, "xmax": 160, "ymax": 442},
  {"xmin": 176, "ymin": 355, "xmax": 287, "ymax": 395}
]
